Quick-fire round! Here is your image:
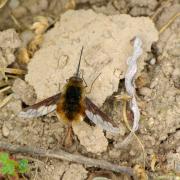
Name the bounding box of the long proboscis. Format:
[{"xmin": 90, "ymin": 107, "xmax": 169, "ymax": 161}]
[{"xmin": 76, "ymin": 46, "xmax": 84, "ymax": 77}]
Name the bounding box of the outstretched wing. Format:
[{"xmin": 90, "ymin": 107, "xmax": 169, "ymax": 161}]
[
  {"xmin": 84, "ymin": 97, "xmax": 119, "ymax": 133},
  {"xmin": 19, "ymin": 93, "xmax": 61, "ymax": 118}
]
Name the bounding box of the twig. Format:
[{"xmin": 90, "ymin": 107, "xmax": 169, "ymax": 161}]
[
  {"xmin": 115, "ymin": 95, "xmax": 146, "ymax": 169},
  {"xmin": 0, "ymin": 142, "xmax": 137, "ymax": 179},
  {"xmin": 0, "ymin": 86, "xmax": 11, "ymax": 93},
  {"xmin": 122, "ymin": 97, "xmax": 146, "ymax": 169},
  {"xmin": 0, "ymin": 81, "xmax": 11, "ymax": 88},
  {"xmin": 10, "ymin": 13, "xmax": 22, "ymax": 29},
  {"xmin": 0, "ymin": 0, "xmax": 8, "ymax": 9},
  {"xmin": 151, "ymin": 0, "xmax": 172, "ymax": 20},
  {"xmin": 159, "ymin": 13, "xmax": 180, "ymax": 35},
  {"xmin": 0, "ymin": 68, "xmax": 26, "ymax": 75}
]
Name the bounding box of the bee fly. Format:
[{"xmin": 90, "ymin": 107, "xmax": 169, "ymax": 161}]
[{"xmin": 19, "ymin": 47, "xmax": 119, "ymax": 146}]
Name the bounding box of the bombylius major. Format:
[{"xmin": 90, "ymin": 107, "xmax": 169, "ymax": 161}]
[{"xmin": 19, "ymin": 47, "xmax": 119, "ymax": 146}]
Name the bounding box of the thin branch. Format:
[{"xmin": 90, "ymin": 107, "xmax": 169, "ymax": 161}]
[
  {"xmin": 0, "ymin": 142, "xmax": 137, "ymax": 179},
  {"xmin": 0, "ymin": 86, "xmax": 11, "ymax": 93},
  {"xmin": 0, "ymin": 68, "xmax": 26, "ymax": 75},
  {"xmin": 159, "ymin": 12, "xmax": 180, "ymax": 35}
]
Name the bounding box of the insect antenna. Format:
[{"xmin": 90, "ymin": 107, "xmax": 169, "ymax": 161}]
[{"xmin": 76, "ymin": 46, "xmax": 84, "ymax": 77}]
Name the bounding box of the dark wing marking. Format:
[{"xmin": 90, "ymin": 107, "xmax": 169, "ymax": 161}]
[
  {"xmin": 19, "ymin": 93, "xmax": 61, "ymax": 118},
  {"xmin": 84, "ymin": 97, "xmax": 119, "ymax": 133}
]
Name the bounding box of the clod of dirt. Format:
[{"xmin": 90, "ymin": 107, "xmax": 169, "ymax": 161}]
[
  {"xmin": 0, "ymin": 29, "xmax": 21, "ymax": 67},
  {"xmin": 38, "ymin": 160, "xmax": 69, "ymax": 179},
  {"xmin": 73, "ymin": 121, "xmax": 108, "ymax": 153},
  {"xmin": 6, "ymin": 99, "xmax": 22, "ymax": 114},
  {"xmin": 62, "ymin": 164, "xmax": 88, "ymax": 180},
  {"xmin": 166, "ymin": 152, "xmax": 180, "ymax": 173},
  {"xmin": 12, "ymin": 78, "xmax": 36, "ymax": 105},
  {"xmin": 129, "ymin": 0, "xmax": 158, "ymax": 16},
  {"xmin": 26, "ymin": 10, "xmax": 158, "ymax": 107}
]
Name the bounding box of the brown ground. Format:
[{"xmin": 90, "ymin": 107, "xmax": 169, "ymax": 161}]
[{"xmin": 0, "ymin": 0, "xmax": 180, "ymax": 180}]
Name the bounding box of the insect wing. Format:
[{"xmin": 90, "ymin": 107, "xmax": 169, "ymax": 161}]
[
  {"xmin": 19, "ymin": 93, "xmax": 61, "ymax": 118},
  {"xmin": 84, "ymin": 97, "xmax": 119, "ymax": 133}
]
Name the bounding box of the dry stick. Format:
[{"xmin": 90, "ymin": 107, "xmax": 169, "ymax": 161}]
[
  {"xmin": 115, "ymin": 94, "xmax": 146, "ymax": 169},
  {"xmin": 122, "ymin": 98, "xmax": 146, "ymax": 169},
  {"xmin": 151, "ymin": 0, "xmax": 172, "ymax": 20},
  {"xmin": 0, "ymin": 68, "xmax": 26, "ymax": 75},
  {"xmin": 0, "ymin": 86, "xmax": 11, "ymax": 93},
  {"xmin": 0, "ymin": 142, "xmax": 136, "ymax": 179},
  {"xmin": 0, "ymin": 0, "xmax": 8, "ymax": 9},
  {"xmin": 159, "ymin": 13, "xmax": 180, "ymax": 35}
]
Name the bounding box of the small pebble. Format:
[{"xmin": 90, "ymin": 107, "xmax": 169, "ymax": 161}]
[
  {"xmin": 129, "ymin": 150, "xmax": 136, "ymax": 156},
  {"xmin": 148, "ymin": 117, "xmax": 154, "ymax": 128},
  {"xmin": 9, "ymin": 0, "xmax": 20, "ymax": 9},
  {"xmin": 12, "ymin": 6, "xmax": 27, "ymax": 18},
  {"xmin": 47, "ymin": 137, "xmax": 55, "ymax": 144},
  {"xmin": 150, "ymin": 58, "xmax": 156, "ymax": 65},
  {"xmin": 150, "ymin": 78, "xmax": 159, "ymax": 89},
  {"xmin": 139, "ymin": 87, "xmax": 152, "ymax": 97},
  {"xmin": 20, "ymin": 30, "xmax": 34, "ymax": 47},
  {"xmin": 2, "ymin": 123, "xmax": 10, "ymax": 137}
]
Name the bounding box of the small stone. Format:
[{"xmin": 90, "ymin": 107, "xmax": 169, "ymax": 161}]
[
  {"xmin": 47, "ymin": 137, "xmax": 55, "ymax": 144},
  {"xmin": 109, "ymin": 149, "xmax": 121, "ymax": 159},
  {"xmin": 9, "ymin": 0, "xmax": 20, "ymax": 9},
  {"xmin": 148, "ymin": 117, "xmax": 154, "ymax": 128},
  {"xmin": 20, "ymin": 30, "xmax": 34, "ymax": 47},
  {"xmin": 0, "ymin": 29, "xmax": 21, "ymax": 49},
  {"xmin": 12, "ymin": 6, "xmax": 27, "ymax": 18},
  {"xmin": 129, "ymin": 150, "xmax": 136, "ymax": 156},
  {"xmin": 150, "ymin": 58, "xmax": 156, "ymax": 65},
  {"xmin": 150, "ymin": 78, "xmax": 159, "ymax": 89},
  {"xmin": 139, "ymin": 87, "xmax": 152, "ymax": 97},
  {"xmin": 2, "ymin": 123, "xmax": 10, "ymax": 137}
]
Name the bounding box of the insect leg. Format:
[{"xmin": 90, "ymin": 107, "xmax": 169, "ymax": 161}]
[
  {"xmin": 85, "ymin": 72, "xmax": 101, "ymax": 94},
  {"xmin": 63, "ymin": 123, "xmax": 73, "ymax": 148}
]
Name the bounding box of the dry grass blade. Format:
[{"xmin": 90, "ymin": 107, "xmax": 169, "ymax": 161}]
[
  {"xmin": 115, "ymin": 94, "xmax": 146, "ymax": 169},
  {"xmin": 0, "ymin": 81, "xmax": 11, "ymax": 88},
  {"xmin": 151, "ymin": 0, "xmax": 173, "ymax": 20},
  {"xmin": 0, "ymin": 94, "xmax": 13, "ymax": 108},
  {"xmin": 159, "ymin": 13, "xmax": 180, "ymax": 35},
  {"xmin": 0, "ymin": 67, "xmax": 8, "ymax": 81},
  {"xmin": 0, "ymin": 86, "xmax": 11, "ymax": 93},
  {"xmin": 0, "ymin": 142, "xmax": 137, "ymax": 179},
  {"xmin": 10, "ymin": 13, "xmax": 21, "ymax": 29},
  {"xmin": 151, "ymin": 154, "xmax": 157, "ymax": 171},
  {"xmin": 122, "ymin": 97, "xmax": 146, "ymax": 169},
  {"xmin": 0, "ymin": 0, "xmax": 8, "ymax": 9},
  {"xmin": 0, "ymin": 68, "xmax": 26, "ymax": 75}
]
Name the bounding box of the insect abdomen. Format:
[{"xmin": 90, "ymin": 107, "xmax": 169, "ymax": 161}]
[
  {"xmin": 56, "ymin": 77, "xmax": 85, "ymax": 124},
  {"xmin": 63, "ymin": 85, "xmax": 82, "ymax": 120}
]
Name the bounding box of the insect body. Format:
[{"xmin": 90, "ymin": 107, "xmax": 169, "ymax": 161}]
[
  {"xmin": 56, "ymin": 76, "xmax": 85, "ymax": 125},
  {"xmin": 19, "ymin": 47, "xmax": 119, "ymax": 134}
]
